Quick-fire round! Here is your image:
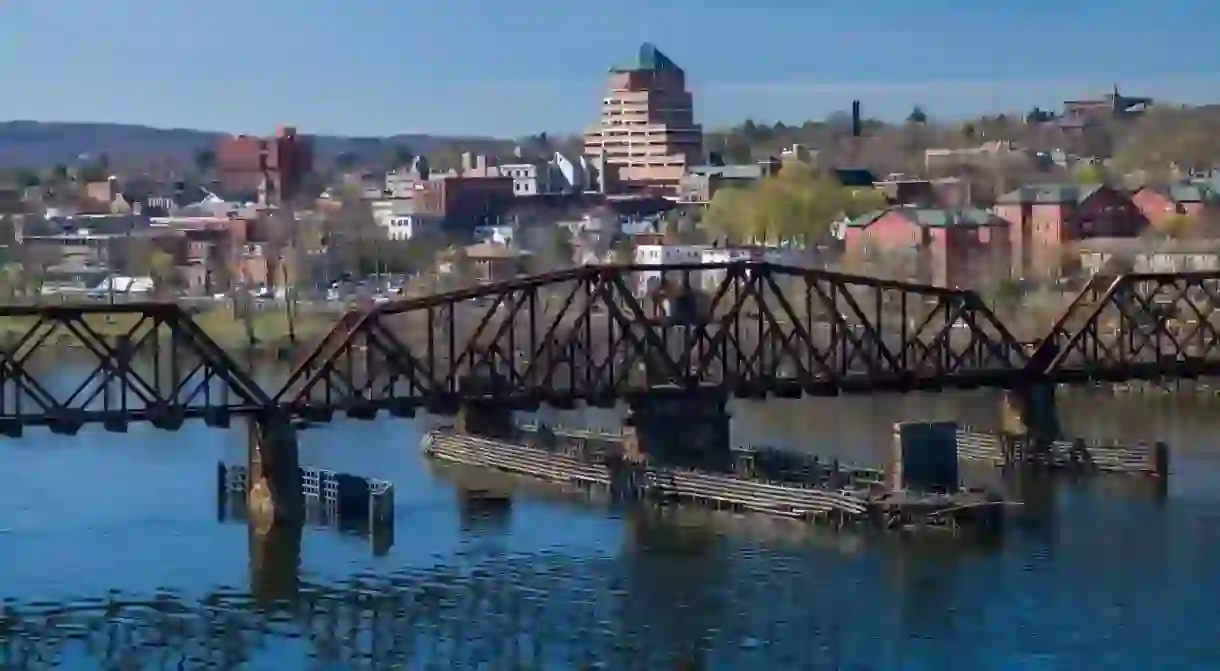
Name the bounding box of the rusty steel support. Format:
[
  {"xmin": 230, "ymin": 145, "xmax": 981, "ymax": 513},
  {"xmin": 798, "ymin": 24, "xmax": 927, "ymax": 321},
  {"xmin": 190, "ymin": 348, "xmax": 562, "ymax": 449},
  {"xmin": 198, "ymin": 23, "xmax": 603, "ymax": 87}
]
[
  {"xmin": 0, "ymin": 303, "xmax": 269, "ymax": 432},
  {"xmin": 273, "ymin": 262, "xmax": 1033, "ymax": 413},
  {"xmin": 1, "ymin": 266, "xmax": 1220, "ymax": 433}
]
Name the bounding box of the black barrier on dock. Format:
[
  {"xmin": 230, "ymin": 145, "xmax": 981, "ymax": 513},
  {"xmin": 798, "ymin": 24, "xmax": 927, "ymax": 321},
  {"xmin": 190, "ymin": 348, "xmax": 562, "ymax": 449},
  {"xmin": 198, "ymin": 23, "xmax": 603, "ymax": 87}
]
[{"xmin": 217, "ymin": 462, "xmax": 395, "ymax": 555}]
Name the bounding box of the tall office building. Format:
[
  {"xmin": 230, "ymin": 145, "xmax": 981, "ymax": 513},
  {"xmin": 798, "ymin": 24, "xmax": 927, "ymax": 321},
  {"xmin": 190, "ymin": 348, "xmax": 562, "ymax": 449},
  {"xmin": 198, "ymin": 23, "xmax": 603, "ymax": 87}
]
[{"xmin": 583, "ymin": 43, "xmax": 703, "ymax": 195}]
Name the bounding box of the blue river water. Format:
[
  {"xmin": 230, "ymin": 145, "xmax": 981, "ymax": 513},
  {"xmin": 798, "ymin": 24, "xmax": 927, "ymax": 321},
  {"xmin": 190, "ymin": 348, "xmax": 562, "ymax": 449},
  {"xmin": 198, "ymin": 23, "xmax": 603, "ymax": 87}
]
[{"xmin": 1, "ymin": 386, "xmax": 1220, "ymax": 669}]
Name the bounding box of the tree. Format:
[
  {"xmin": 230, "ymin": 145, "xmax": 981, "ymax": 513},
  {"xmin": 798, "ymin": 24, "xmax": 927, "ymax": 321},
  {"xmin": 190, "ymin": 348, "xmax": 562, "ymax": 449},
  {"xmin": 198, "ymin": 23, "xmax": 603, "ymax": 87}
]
[
  {"xmin": 906, "ymin": 106, "xmax": 928, "ymax": 125},
  {"xmin": 15, "ymin": 169, "xmax": 40, "ymax": 189},
  {"xmin": 334, "ymin": 151, "xmax": 359, "ymax": 173},
  {"xmin": 1159, "ymin": 213, "xmax": 1193, "ymax": 239},
  {"xmin": 20, "ymin": 244, "xmax": 61, "ymax": 296},
  {"xmin": 0, "ymin": 263, "xmax": 23, "ymax": 299},
  {"xmin": 988, "ymin": 278, "xmax": 1024, "ymax": 316},
  {"xmin": 613, "ymin": 235, "xmax": 635, "ymax": 263},
  {"xmin": 390, "ymin": 144, "xmax": 414, "ymax": 168},
  {"xmin": 1071, "ymin": 162, "xmax": 1105, "ymax": 184},
  {"xmin": 1025, "ymin": 107, "xmax": 1056, "ymax": 124},
  {"xmin": 193, "ymin": 148, "xmax": 216, "ymax": 175},
  {"xmin": 703, "ymin": 162, "xmax": 887, "ymax": 248},
  {"xmin": 529, "ymin": 132, "xmax": 550, "ymax": 153},
  {"xmin": 148, "ymin": 249, "xmax": 177, "ymax": 293}
]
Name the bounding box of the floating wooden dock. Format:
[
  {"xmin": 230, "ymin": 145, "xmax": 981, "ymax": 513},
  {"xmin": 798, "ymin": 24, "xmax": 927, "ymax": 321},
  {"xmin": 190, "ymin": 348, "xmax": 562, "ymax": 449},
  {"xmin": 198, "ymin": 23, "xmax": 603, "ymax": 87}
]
[
  {"xmin": 954, "ymin": 426, "xmax": 1168, "ymax": 477},
  {"xmin": 421, "ymin": 430, "xmax": 1009, "ymax": 536},
  {"xmin": 516, "ymin": 420, "xmax": 1168, "ymax": 478}
]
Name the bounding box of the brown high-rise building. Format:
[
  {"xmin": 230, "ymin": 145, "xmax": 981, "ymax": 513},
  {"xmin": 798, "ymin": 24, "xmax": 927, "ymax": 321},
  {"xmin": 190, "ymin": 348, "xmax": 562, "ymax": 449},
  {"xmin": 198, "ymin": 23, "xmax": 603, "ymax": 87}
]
[
  {"xmin": 214, "ymin": 126, "xmax": 313, "ymax": 204},
  {"xmin": 584, "ymin": 43, "xmax": 703, "ymax": 196}
]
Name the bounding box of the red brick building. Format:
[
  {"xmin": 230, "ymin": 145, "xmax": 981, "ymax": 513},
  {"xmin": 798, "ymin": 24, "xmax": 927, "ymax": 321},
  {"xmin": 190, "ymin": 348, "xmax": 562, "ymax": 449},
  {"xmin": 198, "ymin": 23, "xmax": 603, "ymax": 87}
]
[
  {"xmin": 843, "ymin": 206, "xmax": 1009, "ymax": 287},
  {"xmin": 416, "ymin": 176, "xmax": 515, "ymax": 235},
  {"xmin": 994, "ymin": 183, "xmax": 1148, "ymax": 279},
  {"xmin": 1131, "ymin": 183, "xmax": 1220, "ymax": 233},
  {"xmin": 215, "ymin": 126, "xmax": 313, "ymax": 204}
]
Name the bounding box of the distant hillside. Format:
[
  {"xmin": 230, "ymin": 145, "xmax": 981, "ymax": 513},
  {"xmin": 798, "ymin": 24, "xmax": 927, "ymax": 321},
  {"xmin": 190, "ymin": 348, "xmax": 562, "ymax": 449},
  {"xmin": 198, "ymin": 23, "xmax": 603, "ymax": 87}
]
[{"xmin": 0, "ymin": 121, "xmax": 512, "ymax": 171}]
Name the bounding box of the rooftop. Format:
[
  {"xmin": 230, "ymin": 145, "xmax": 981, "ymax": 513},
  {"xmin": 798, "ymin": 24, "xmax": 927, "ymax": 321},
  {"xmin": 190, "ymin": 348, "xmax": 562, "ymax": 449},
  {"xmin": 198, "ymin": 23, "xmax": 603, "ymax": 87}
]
[
  {"xmin": 996, "ymin": 183, "xmax": 1107, "ymax": 205},
  {"xmin": 612, "ymin": 42, "xmax": 683, "ymax": 74},
  {"xmin": 848, "ymin": 206, "xmax": 1007, "ymax": 229},
  {"xmin": 687, "ymin": 164, "xmax": 765, "ymax": 180},
  {"xmin": 465, "ymin": 241, "xmax": 518, "ymax": 259},
  {"xmin": 1140, "ymin": 182, "xmax": 1220, "ymax": 204}
]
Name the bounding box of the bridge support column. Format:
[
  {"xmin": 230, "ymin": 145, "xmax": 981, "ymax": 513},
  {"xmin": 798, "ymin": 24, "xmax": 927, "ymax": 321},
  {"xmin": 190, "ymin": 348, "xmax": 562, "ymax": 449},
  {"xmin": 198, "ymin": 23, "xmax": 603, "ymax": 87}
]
[
  {"xmin": 1000, "ymin": 383, "xmax": 1062, "ymax": 454},
  {"xmin": 624, "ymin": 390, "xmax": 732, "ymax": 472},
  {"xmin": 455, "ymin": 401, "xmax": 515, "ymax": 440},
  {"xmin": 246, "ymin": 413, "xmax": 304, "ymax": 528},
  {"xmin": 889, "ymin": 421, "xmax": 960, "ymax": 493},
  {"xmin": 248, "ymin": 512, "xmax": 302, "ymax": 605}
]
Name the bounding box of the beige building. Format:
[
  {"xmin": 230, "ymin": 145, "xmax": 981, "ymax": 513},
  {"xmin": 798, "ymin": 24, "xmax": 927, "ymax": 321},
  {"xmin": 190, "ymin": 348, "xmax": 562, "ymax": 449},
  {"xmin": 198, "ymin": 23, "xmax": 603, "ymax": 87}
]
[{"xmin": 583, "ymin": 43, "xmax": 702, "ymax": 196}]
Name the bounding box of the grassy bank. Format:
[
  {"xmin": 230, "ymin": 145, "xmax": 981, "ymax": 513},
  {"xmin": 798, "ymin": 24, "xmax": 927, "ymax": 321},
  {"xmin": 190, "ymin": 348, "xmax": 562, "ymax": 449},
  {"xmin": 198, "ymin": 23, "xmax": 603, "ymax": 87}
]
[{"xmin": 0, "ymin": 307, "xmax": 342, "ymax": 357}]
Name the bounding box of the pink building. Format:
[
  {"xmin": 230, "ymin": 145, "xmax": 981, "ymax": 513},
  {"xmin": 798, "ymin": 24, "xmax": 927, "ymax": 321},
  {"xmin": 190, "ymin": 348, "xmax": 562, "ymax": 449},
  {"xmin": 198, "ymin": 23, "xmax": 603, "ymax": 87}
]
[
  {"xmin": 994, "ymin": 183, "xmax": 1148, "ymax": 279},
  {"xmin": 843, "ymin": 206, "xmax": 1009, "ymax": 287}
]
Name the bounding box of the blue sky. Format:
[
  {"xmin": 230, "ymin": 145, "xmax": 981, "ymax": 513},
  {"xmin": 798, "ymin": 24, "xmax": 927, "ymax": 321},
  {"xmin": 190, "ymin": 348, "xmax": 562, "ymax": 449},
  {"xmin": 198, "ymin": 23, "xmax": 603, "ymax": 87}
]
[{"xmin": 3, "ymin": 1, "xmax": 1219, "ymax": 137}]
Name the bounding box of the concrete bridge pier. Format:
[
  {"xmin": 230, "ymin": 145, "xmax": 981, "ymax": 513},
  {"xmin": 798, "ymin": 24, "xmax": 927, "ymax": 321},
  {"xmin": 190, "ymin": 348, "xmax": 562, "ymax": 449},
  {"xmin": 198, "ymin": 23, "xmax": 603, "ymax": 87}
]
[
  {"xmin": 247, "ymin": 511, "xmax": 302, "ymax": 606},
  {"xmin": 246, "ymin": 412, "xmax": 304, "ymax": 528},
  {"xmin": 623, "ymin": 390, "xmax": 733, "ymax": 472},
  {"xmin": 455, "ymin": 401, "xmax": 516, "ymax": 440},
  {"xmin": 999, "ymin": 383, "xmax": 1062, "ymax": 457}
]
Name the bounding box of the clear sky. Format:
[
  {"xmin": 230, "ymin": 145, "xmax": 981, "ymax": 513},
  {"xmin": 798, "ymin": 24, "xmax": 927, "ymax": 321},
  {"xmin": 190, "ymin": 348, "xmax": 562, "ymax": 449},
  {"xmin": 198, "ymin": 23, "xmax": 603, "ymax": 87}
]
[{"xmin": 3, "ymin": 1, "xmax": 1219, "ymax": 137}]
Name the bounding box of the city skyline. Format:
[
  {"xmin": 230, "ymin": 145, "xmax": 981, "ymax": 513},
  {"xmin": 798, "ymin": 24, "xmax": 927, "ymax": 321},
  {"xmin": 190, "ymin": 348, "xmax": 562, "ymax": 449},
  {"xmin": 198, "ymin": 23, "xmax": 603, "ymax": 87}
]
[{"xmin": 3, "ymin": 1, "xmax": 1220, "ymax": 137}]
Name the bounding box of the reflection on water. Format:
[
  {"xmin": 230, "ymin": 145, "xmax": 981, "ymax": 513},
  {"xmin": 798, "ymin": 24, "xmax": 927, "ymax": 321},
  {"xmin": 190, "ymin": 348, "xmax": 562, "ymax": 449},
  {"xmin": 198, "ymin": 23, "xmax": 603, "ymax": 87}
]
[{"xmin": 3, "ymin": 370, "xmax": 1220, "ymax": 668}]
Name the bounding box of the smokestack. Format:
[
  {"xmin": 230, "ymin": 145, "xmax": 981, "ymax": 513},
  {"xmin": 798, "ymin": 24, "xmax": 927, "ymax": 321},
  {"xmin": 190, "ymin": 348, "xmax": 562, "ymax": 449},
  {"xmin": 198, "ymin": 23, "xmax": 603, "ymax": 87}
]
[{"xmin": 851, "ymin": 100, "xmax": 862, "ymax": 138}]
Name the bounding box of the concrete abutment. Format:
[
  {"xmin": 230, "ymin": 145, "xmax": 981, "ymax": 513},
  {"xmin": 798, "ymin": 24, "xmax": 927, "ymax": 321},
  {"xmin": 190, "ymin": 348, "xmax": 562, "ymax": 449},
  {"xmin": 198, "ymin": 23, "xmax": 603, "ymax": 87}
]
[{"xmin": 455, "ymin": 401, "xmax": 516, "ymax": 440}]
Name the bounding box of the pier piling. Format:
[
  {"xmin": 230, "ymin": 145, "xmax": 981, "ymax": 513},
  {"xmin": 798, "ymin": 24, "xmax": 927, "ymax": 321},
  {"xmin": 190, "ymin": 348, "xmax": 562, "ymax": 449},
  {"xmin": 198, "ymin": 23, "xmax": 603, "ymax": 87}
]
[
  {"xmin": 246, "ymin": 412, "xmax": 304, "ymax": 528},
  {"xmin": 1000, "ymin": 383, "xmax": 1062, "ymax": 458},
  {"xmin": 890, "ymin": 421, "xmax": 960, "ymax": 493},
  {"xmin": 626, "ymin": 390, "xmax": 732, "ymax": 472}
]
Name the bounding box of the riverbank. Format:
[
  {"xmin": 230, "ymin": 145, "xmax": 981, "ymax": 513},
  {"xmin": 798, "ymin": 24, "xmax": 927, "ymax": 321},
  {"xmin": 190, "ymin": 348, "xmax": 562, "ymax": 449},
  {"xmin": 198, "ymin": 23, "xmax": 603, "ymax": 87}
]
[{"xmin": 0, "ymin": 308, "xmax": 341, "ymax": 357}]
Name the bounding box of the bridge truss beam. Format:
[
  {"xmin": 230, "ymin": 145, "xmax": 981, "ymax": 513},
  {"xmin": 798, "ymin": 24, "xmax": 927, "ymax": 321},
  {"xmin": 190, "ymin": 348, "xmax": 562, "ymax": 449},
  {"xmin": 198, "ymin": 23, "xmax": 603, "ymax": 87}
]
[
  {"xmin": 1032, "ymin": 271, "xmax": 1220, "ymax": 381},
  {"xmin": 0, "ymin": 303, "xmax": 270, "ymax": 434},
  {"xmin": 274, "ymin": 263, "xmax": 1029, "ymax": 417}
]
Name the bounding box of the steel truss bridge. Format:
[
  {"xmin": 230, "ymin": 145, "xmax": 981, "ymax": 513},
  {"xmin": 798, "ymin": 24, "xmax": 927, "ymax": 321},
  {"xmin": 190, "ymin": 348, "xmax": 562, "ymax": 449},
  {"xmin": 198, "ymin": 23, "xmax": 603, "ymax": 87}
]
[{"xmin": 0, "ymin": 264, "xmax": 1217, "ymax": 433}]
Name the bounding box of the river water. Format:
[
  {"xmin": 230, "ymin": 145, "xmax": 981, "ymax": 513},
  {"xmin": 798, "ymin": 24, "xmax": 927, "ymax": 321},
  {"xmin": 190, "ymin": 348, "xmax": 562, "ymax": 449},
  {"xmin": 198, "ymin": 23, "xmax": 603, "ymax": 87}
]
[{"xmin": 2, "ymin": 367, "xmax": 1220, "ymax": 669}]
